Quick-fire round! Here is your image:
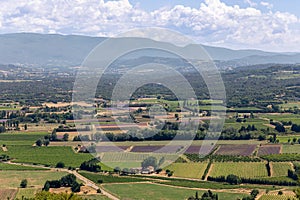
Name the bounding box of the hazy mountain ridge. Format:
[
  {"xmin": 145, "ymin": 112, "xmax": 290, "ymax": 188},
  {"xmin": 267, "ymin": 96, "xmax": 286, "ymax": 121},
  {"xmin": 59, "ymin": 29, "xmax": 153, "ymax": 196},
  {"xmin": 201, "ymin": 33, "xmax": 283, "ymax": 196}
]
[{"xmin": 0, "ymin": 33, "xmax": 299, "ymax": 68}]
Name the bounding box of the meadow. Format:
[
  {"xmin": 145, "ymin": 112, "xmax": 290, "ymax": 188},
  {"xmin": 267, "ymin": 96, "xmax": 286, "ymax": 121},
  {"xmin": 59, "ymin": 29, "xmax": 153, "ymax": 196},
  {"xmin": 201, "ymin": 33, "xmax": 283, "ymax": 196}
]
[{"xmin": 209, "ymin": 162, "xmax": 268, "ymax": 178}]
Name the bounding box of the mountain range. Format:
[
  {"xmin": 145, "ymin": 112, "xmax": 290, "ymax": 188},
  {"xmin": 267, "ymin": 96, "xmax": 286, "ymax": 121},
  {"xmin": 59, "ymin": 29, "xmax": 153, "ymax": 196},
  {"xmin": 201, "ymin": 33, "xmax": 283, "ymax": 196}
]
[{"xmin": 0, "ymin": 33, "xmax": 299, "ymax": 68}]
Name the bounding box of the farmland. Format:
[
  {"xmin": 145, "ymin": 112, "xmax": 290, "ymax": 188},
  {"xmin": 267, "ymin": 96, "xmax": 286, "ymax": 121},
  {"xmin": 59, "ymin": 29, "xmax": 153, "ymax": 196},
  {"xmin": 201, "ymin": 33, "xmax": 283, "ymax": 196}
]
[
  {"xmin": 0, "ymin": 162, "xmax": 48, "ymax": 170},
  {"xmin": 259, "ymin": 194, "xmax": 297, "ymax": 200},
  {"xmin": 214, "ymin": 144, "xmax": 257, "ymax": 156},
  {"xmin": 102, "ymin": 182, "xmax": 248, "ymax": 200},
  {"xmin": 209, "ymin": 162, "xmax": 268, "ymax": 178},
  {"xmin": 282, "ymin": 145, "xmax": 300, "ymax": 153},
  {"xmin": 271, "ymin": 162, "xmax": 293, "ymax": 177},
  {"xmin": 163, "ymin": 162, "xmax": 208, "ymax": 179},
  {"xmin": 0, "ymin": 188, "xmax": 17, "ymax": 200},
  {"xmin": 0, "ymin": 171, "xmax": 67, "ymax": 188},
  {"xmin": 2, "ymin": 145, "xmax": 93, "ymax": 167},
  {"xmin": 257, "ymin": 145, "xmax": 281, "ymax": 156}
]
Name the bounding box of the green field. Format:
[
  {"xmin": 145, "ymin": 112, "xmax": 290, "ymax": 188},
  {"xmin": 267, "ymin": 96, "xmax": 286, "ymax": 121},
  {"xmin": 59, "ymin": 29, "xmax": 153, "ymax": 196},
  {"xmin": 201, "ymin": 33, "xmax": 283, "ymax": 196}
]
[
  {"xmin": 271, "ymin": 162, "xmax": 293, "ymax": 177},
  {"xmin": 103, "ymin": 182, "xmax": 248, "ymax": 200},
  {"xmin": 163, "ymin": 162, "xmax": 208, "ymax": 179},
  {"xmin": 0, "ymin": 132, "xmax": 48, "ymax": 146},
  {"xmin": 0, "ymin": 171, "xmax": 67, "ymax": 188},
  {"xmin": 79, "ymin": 171, "xmax": 147, "ymax": 183},
  {"xmin": 282, "ymin": 145, "xmax": 300, "ymax": 153},
  {"xmin": 278, "ymin": 136, "xmax": 300, "ymax": 144},
  {"xmin": 259, "ymin": 194, "xmax": 297, "ymax": 200},
  {"xmin": 2, "ymin": 145, "xmax": 92, "ymax": 167},
  {"xmin": 0, "ymin": 162, "xmax": 48, "ymax": 170},
  {"xmin": 260, "ymin": 114, "xmax": 300, "ymax": 125},
  {"xmin": 209, "ymin": 162, "xmax": 268, "ymax": 178}
]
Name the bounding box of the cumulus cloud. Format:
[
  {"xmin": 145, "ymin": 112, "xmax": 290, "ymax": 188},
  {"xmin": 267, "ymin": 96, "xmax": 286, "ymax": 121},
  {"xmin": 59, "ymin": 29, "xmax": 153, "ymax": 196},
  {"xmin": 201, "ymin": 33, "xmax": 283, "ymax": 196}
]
[{"xmin": 0, "ymin": 0, "xmax": 299, "ymax": 51}]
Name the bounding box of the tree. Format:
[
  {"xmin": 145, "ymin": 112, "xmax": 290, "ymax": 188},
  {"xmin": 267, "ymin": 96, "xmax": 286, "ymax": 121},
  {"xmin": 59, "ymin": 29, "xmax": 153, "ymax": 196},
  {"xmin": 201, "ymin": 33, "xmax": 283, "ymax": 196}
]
[
  {"xmin": 141, "ymin": 156, "xmax": 158, "ymax": 169},
  {"xmin": 71, "ymin": 181, "xmax": 81, "ymax": 193},
  {"xmin": 43, "ymin": 181, "xmax": 50, "ymax": 191},
  {"xmin": 114, "ymin": 167, "xmax": 121, "ymax": 174},
  {"xmin": 226, "ymin": 174, "xmax": 241, "ymax": 185},
  {"xmin": 63, "ymin": 133, "xmax": 69, "ymax": 141},
  {"xmin": 20, "ymin": 179, "xmax": 28, "ymax": 188},
  {"xmin": 24, "ymin": 124, "xmax": 27, "ymax": 130},
  {"xmin": 56, "ymin": 162, "xmax": 65, "ymax": 168},
  {"xmin": 36, "ymin": 139, "xmax": 42, "ymax": 147}
]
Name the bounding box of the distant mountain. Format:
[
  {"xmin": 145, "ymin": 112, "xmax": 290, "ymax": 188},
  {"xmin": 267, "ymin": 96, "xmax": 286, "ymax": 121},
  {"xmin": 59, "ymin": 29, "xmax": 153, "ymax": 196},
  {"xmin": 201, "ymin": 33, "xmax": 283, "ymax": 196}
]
[{"xmin": 0, "ymin": 33, "xmax": 299, "ymax": 68}]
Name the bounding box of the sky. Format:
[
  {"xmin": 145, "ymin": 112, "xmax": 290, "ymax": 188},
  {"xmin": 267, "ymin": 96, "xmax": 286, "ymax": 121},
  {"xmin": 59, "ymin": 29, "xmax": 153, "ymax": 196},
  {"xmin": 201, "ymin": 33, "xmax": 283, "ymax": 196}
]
[{"xmin": 0, "ymin": 0, "xmax": 299, "ymax": 52}]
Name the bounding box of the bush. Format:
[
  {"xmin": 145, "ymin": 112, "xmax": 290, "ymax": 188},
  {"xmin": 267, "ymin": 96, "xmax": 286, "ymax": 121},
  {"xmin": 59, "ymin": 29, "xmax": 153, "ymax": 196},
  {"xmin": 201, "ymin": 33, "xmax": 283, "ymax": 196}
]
[
  {"xmin": 56, "ymin": 162, "xmax": 65, "ymax": 168},
  {"xmin": 20, "ymin": 179, "xmax": 28, "ymax": 188}
]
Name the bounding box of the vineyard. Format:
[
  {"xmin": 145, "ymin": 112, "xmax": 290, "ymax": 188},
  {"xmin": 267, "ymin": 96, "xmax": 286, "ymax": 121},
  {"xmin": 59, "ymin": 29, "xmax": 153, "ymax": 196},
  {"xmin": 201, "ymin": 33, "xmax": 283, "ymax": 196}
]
[
  {"xmin": 209, "ymin": 162, "xmax": 268, "ymax": 178},
  {"xmin": 271, "ymin": 162, "xmax": 293, "ymax": 177}
]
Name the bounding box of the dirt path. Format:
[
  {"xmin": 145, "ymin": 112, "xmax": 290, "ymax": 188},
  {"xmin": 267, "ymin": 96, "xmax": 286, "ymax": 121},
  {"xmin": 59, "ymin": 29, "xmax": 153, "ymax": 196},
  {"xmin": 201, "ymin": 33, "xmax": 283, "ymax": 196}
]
[
  {"xmin": 269, "ymin": 162, "xmax": 273, "ymax": 177},
  {"xmin": 204, "ymin": 163, "xmax": 213, "ymax": 181}
]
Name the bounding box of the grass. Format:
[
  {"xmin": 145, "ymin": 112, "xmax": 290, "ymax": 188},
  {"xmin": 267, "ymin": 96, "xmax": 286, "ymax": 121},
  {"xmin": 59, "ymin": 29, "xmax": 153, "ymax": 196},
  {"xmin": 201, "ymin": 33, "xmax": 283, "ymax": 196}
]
[
  {"xmin": 271, "ymin": 162, "xmax": 293, "ymax": 177},
  {"xmin": 209, "ymin": 162, "xmax": 268, "ymax": 178},
  {"xmin": 163, "ymin": 162, "xmax": 208, "ymax": 179},
  {"xmin": 103, "ymin": 182, "xmax": 248, "ymax": 200},
  {"xmin": 3, "ymin": 145, "xmax": 93, "ymax": 167},
  {"xmin": 79, "ymin": 171, "xmax": 147, "ymax": 183},
  {"xmin": 0, "ymin": 162, "xmax": 49, "ymax": 170},
  {"xmin": 0, "ymin": 171, "xmax": 67, "ymax": 188}
]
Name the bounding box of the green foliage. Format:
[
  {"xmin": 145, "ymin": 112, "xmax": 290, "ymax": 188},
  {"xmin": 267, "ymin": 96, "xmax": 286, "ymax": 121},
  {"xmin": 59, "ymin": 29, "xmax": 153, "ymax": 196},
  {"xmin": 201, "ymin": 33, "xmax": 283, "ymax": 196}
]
[{"xmin": 20, "ymin": 179, "xmax": 27, "ymax": 188}]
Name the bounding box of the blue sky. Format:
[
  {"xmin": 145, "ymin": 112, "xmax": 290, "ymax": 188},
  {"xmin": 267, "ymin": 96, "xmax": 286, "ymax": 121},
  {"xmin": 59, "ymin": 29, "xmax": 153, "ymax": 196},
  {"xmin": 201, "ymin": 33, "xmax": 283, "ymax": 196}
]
[
  {"xmin": 128, "ymin": 0, "xmax": 299, "ymax": 17},
  {"xmin": 0, "ymin": 0, "xmax": 299, "ymax": 52}
]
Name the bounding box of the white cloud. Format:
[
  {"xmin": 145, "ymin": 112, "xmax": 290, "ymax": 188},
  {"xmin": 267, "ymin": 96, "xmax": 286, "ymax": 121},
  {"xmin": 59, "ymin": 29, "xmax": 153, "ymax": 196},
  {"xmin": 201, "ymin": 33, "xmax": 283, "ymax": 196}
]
[
  {"xmin": 260, "ymin": 1, "xmax": 273, "ymax": 9},
  {"xmin": 0, "ymin": 0, "xmax": 299, "ymax": 51}
]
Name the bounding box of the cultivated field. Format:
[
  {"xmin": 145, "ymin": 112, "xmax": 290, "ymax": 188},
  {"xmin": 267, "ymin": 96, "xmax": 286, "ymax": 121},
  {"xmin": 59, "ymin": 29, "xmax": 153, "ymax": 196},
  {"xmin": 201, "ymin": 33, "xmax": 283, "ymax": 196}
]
[
  {"xmin": 271, "ymin": 162, "xmax": 293, "ymax": 177},
  {"xmin": 0, "ymin": 188, "xmax": 17, "ymax": 200},
  {"xmin": 209, "ymin": 162, "xmax": 268, "ymax": 178},
  {"xmin": 0, "ymin": 171, "xmax": 67, "ymax": 188},
  {"xmin": 163, "ymin": 163, "xmax": 208, "ymax": 179},
  {"xmin": 215, "ymin": 144, "xmax": 257, "ymax": 156},
  {"xmin": 3, "ymin": 145, "xmax": 92, "ymax": 167},
  {"xmin": 282, "ymin": 145, "xmax": 300, "ymax": 153},
  {"xmin": 257, "ymin": 145, "xmax": 281, "ymax": 156},
  {"xmin": 259, "ymin": 194, "xmax": 297, "ymax": 200},
  {"xmin": 102, "ymin": 182, "xmax": 248, "ymax": 200}
]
